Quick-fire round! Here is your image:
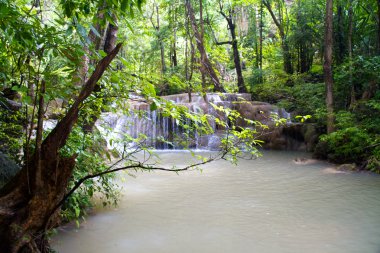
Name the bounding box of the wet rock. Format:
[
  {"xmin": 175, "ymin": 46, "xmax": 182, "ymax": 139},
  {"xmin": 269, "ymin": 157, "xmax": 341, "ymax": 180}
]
[
  {"xmin": 207, "ymin": 135, "xmax": 221, "ymax": 150},
  {"xmin": 336, "ymin": 163, "xmax": 358, "ymax": 171},
  {"xmin": 293, "ymin": 157, "xmax": 318, "ymax": 165},
  {"xmin": 0, "ymin": 98, "xmax": 22, "ymax": 111},
  {"xmin": 45, "ymin": 98, "xmax": 66, "ymax": 119},
  {"xmin": 98, "ymin": 93, "xmax": 301, "ymax": 150},
  {"xmin": 322, "ymin": 167, "xmax": 348, "ymax": 174}
]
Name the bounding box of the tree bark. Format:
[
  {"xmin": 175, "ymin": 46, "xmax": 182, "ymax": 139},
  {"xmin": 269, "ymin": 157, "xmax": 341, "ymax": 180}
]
[
  {"xmin": 169, "ymin": 5, "xmax": 178, "ymax": 68},
  {"xmin": 296, "ymin": 0, "xmax": 312, "ymax": 73},
  {"xmin": 348, "ymin": 0, "xmax": 355, "ymax": 108},
  {"xmin": 259, "ymin": 1, "xmax": 263, "ymax": 83},
  {"xmin": 335, "ymin": 5, "xmax": 345, "ymax": 64},
  {"xmin": 185, "ymin": 15, "xmax": 195, "ymax": 102},
  {"xmin": 75, "ymin": 2, "xmax": 107, "ymax": 87},
  {"xmin": 82, "ymin": 19, "xmax": 119, "ymax": 133},
  {"xmin": 157, "ymin": 4, "xmax": 166, "ymax": 74},
  {"xmin": 0, "ymin": 44, "xmax": 122, "ymax": 253},
  {"xmin": 324, "ymin": 0, "xmax": 334, "ymax": 134},
  {"xmin": 199, "ymin": 0, "xmax": 207, "ymax": 91},
  {"xmin": 185, "ymin": 0, "xmax": 225, "ymax": 92},
  {"xmin": 253, "ymin": 7, "xmax": 259, "ymax": 70},
  {"xmin": 149, "ymin": 2, "xmax": 166, "ymax": 75},
  {"xmin": 218, "ymin": 3, "xmax": 247, "ymax": 93}
]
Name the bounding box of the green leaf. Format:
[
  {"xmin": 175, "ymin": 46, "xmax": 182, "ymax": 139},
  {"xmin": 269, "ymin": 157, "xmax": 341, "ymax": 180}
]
[
  {"xmin": 150, "ymin": 102, "xmax": 157, "ymax": 111},
  {"xmin": 99, "ymin": 50, "xmax": 107, "ymax": 57},
  {"xmin": 121, "ymin": 0, "xmax": 129, "ymax": 11}
]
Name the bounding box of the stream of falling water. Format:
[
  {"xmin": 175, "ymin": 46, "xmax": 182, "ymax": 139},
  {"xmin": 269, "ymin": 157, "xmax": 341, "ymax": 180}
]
[{"xmin": 52, "ymin": 151, "xmax": 380, "ymax": 253}]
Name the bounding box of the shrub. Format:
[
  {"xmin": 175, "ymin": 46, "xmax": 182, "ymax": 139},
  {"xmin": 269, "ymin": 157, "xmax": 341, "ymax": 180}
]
[{"xmin": 319, "ymin": 127, "xmax": 371, "ymax": 163}]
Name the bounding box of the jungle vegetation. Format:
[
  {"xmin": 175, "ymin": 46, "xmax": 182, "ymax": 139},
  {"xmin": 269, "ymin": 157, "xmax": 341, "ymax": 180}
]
[{"xmin": 0, "ymin": 0, "xmax": 379, "ymax": 251}]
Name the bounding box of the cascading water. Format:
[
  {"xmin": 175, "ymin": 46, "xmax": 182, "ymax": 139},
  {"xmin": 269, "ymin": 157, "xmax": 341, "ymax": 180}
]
[{"xmin": 96, "ymin": 93, "xmax": 292, "ymax": 151}]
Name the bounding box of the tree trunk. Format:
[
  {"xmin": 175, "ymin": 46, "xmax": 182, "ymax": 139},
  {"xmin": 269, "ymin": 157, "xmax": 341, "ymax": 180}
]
[
  {"xmin": 171, "ymin": 41, "xmax": 178, "ymax": 68},
  {"xmin": 185, "ymin": 0, "xmax": 225, "ymax": 92},
  {"xmin": 299, "ymin": 41, "xmax": 312, "ymax": 73},
  {"xmin": 348, "ymin": 0, "xmax": 355, "ymax": 108},
  {"xmin": 82, "ymin": 19, "xmax": 119, "ymax": 133},
  {"xmin": 185, "ymin": 15, "xmax": 195, "ymax": 102},
  {"xmin": 199, "ymin": 0, "xmax": 207, "ymax": 92},
  {"xmin": 282, "ymin": 41, "xmax": 293, "ymax": 74},
  {"xmin": 232, "ymin": 38, "xmax": 246, "ymax": 93},
  {"xmin": 253, "ymin": 7, "xmax": 259, "ymax": 70},
  {"xmin": 0, "ymin": 44, "xmax": 122, "ymax": 253},
  {"xmin": 169, "ymin": 5, "xmax": 178, "ymax": 68},
  {"xmin": 324, "ymin": 0, "xmax": 334, "ymax": 134},
  {"xmin": 75, "ymin": 2, "xmax": 107, "ymax": 87},
  {"xmin": 218, "ymin": 4, "xmax": 247, "ymax": 93},
  {"xmin": 335, "ymin": 5, "xmax": 345, "ymax": 64},
  {"xmin": 263, "ymin": 0, "xmax": 293, "ymax": 74},
  {"xmin": 156, "ymin": 4, "xmax": 166, "ymax": 75},
  {"xmin": 296, "ymin": 0, "xmax": 312, "ymax": 73}
]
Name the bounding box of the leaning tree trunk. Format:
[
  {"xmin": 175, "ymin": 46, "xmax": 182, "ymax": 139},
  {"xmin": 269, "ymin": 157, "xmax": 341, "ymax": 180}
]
[
  {"xmin": 0, "ymin": 44, "xmax": 122, "ymax": 253},
  {"xmin": 185, "ymin": 0, "xmax": 225, "ymax": 92},
  {"xmin": 263, "ymin": 0, "xmax": 293, "ymax": 74},
  {"xmin": 83, "ymin": 20, "xmax": 119, "ymax": 133}
]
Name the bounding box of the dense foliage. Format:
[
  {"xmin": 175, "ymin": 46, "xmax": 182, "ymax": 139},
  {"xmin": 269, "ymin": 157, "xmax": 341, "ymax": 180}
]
[{"xmin": 0, "ymin": 0, "xmax": 380, "ymax": 251}]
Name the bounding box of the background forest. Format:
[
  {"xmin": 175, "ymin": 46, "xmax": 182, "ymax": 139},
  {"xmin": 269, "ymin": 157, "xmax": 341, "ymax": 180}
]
[{"xmin": 0, "ymin": 0, "xmax": 380, "ymax": 251}]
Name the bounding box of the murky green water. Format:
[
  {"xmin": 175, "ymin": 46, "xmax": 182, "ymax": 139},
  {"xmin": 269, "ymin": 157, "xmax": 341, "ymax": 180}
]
[{"xmin": 52, "ymin": 151, "xmax": 380, "ymax": 253}]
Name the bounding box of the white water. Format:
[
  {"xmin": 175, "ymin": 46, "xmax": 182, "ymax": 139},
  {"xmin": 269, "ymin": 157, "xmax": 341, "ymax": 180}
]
[
  {"xmin": 52, "ymin": 151, "xmax": 380, "ymax": 253},
  {"xmin": 96, "ymin": 93, "xmax": 290, "ymax": 150}
]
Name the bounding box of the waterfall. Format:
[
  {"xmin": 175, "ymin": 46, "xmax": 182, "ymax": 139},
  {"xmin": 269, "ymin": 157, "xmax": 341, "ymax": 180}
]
[{"xmin": 97, "ymin": 93, "xmax": 292, "ymax": 151}]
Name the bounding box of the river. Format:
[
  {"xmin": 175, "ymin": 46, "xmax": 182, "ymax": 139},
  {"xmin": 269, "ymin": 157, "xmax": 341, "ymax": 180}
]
[{"xmin": 52, "ymin": 151, "xmax": 380, "ymax": 253}]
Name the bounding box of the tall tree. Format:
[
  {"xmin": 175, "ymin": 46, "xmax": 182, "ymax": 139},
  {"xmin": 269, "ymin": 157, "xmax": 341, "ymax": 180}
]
[
  {"xmin": 169, "ymin": 2, "xmax": 179, "ymax": 68},
  {"xmin": 335, "ymin": 3, "xmax": 346, "ymax": 64},
  {"xmin": 293, "ymin": 0, "xmax": 314, "ymax": 73},
  {"xmin": 324, "ymin": 0, "xmax": 335, "ymax": 134},
  {"xmin": 0, "ymin": 43, "xmax": 122, "ymax": 252},
  {"xmin": 259, "ymin": 1, "xmax": 264, "ymax": 83},
  {"xmin": 149, "ymin": 1, "xmax": 167, "ymax": 75},
  {"xmin": 217, "ymin": 1, "xmax": 247, "ymax": 93},
  {"xmin": 185, "ymin": 0, "xmax": 225, "ymax": 92},
  {"xmin": 0, "ymin": 0, "xmax": 132, "ymax": 250},
  {"xmin": 348, "ymin": 0, "xmax": 355, "ymax": 107},
  {"xmin": 185, "ymin": 14, "xmax": 196, "ymax": 102},
  {"xmin": 199, "ymin": 0, "xmax": 207, "ymax": 91}
]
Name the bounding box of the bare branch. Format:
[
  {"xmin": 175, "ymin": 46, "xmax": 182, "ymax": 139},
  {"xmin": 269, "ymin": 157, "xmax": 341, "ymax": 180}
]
[
  {"xmin": 49, "ymin": 151, "xmax": 221, "ymax": 220},
  {"xmin": 215, "ymin": 41, "xmax": 232, "ymax": 45}
]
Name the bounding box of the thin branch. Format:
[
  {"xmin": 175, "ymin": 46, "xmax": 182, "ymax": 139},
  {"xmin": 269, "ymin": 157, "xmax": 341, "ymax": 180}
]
[
  {"xmin": 215, "ymin": 41, "xmax": 232, "ymax": 45},
  {"xmin": 48, "ymin": 152, "xmax": 219, "ymax": 223},
  {"xmin": 263, "ymin": 0, "xmax": 284, "ymax": 37}
]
